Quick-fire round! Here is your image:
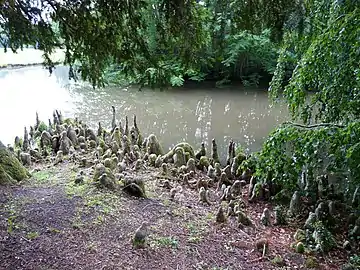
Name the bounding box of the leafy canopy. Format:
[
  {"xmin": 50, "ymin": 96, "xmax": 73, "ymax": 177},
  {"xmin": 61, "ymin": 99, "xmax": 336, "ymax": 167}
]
[
  {"xmin": 254, "ymin": 0, "xmax": 360, "ymax": 201},
  {"xmin": 1, "ymin": 0, "xmax": 300, "ymax": 87},
  {"xmin": 270, "ymin": 0, "xmax": 360, "ymax": 124},
  {"xmin": 1, "ymin": 0, "xmax": 206, "ymax": 87}
]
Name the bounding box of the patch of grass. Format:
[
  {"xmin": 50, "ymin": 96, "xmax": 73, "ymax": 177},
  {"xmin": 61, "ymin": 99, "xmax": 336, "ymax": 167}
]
[
  {"xmin": 32, "ymin": 170, "xmax": 51, "ymax": 183},
  {"xmin": 7, "ymin": 215, "xmax": 18, "ymax": 233},
  {"xmin": 85, "ymin": 193, "xmax": 116, "ymax": 214},
  {"xmin": 271, "ymin": 255, "xmax": 284, "ymax": 266},
  {"xmin": 65, "ymin": 181, "xmax": 91, "ymax": 197},
  {"xmin": 206, "ymin": 212, "xmax": 214, "ymax": 220},
  {"xmin": 30, "ymin": 168, "xmax": 62, "ymax": 187},
  {"xmin": 68, "ymin": 185, "xmax": 121, "ymax": 229},
  {"xmin": 93, "ymin": 215, "xmax": 105, "ymax": 225},
  {"xmin": 4, "ymin": 197, "xmax": 36, "ymax": 233},
  {"xmin": 71, "ymin": 207, "xmax": 85, "ymax": 229},
  {"xmin": 26, "ymin": 231, "xmax": 39, "ymax": 240},
  {"xmin": 154, "ymin": 236, "xmax": 179, "ymax": 249},
  {"xmin": 47, "ymin": 227, "xmax": 62, "ymax": 234},
  {"xmin": 305, "ymin": 256, "xmax": 319, "ymax": 269},
  {"xmin": 185, "ymin": 221, "xmax": 208, "ymax": 243},
  {"xmin": 65, "ymin": 180, "xmax": 119, "ymax": 215}
]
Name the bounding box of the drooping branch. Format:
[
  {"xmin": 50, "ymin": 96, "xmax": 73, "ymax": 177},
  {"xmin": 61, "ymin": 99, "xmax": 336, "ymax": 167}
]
[{"xmin": 283, "ymin": 122, "xmax": 345, "ymax": 129}]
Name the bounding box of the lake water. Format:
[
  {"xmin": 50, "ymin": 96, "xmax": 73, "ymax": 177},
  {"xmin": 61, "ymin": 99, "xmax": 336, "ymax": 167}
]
[{"xmin": 0, "ymin": 65, "xmax": 288, "ymax": 162}]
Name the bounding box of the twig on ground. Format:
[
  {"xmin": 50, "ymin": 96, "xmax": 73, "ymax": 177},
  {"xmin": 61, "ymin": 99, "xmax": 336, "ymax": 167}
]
[{"xmin": 21, "ymin": 236, "xmax": 31, "ymax": 243}]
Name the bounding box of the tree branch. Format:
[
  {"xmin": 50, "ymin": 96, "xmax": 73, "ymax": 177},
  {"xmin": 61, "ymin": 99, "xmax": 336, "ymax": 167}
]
[{"xmin": 284, "ymin": 122, "xmax": 345, "ymax": 129}]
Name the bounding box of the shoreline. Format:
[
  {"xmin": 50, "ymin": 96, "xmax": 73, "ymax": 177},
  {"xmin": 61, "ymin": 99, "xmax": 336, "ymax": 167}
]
[
  {"xmin": 0, "ymin": 61, "xmax": 62, "ymax": 70},
  {"xmin": 0, "ymin": 48, "xmax": 64, "ymax": 69}
]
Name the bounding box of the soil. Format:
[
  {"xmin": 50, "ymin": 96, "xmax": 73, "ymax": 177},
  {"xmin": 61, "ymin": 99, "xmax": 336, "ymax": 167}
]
[{"xmin": 0, "ymin": 160, "xmax": 352, "ymax": 270}]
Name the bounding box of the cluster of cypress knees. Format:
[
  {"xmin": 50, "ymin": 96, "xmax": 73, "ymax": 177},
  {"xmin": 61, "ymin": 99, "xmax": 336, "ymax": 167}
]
[{"xmin": 8, "ymin": 106, "xmax": 359, "ymax": 253}]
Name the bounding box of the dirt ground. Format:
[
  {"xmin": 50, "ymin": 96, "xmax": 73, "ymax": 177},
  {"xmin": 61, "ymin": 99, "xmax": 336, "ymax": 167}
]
[{"xmin": 0, "ymin": 161, "xmax": 350, "ymax": 270}]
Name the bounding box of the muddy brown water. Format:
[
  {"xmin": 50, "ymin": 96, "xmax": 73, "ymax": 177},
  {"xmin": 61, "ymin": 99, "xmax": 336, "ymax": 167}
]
[{"xmin": 0, "ymin": 65, "xmax": 288, "ymax": 162}]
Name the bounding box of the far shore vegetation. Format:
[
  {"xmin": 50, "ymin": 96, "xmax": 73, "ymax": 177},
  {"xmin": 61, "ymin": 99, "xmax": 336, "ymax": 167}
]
[{"xmin": 0, "ymin": 48, "xmax": 64, "ymax": 68}]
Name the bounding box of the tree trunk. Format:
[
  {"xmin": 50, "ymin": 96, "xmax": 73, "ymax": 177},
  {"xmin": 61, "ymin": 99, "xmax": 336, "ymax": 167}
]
[{"xmin": 0, "ymin": 140, "xmax": 30, "ymax": 184}]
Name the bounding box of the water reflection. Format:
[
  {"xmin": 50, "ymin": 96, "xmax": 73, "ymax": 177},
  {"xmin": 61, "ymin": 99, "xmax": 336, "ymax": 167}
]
[{"xmin": 0, "ymin": 65, "xmax": 288, "ymax": 162}]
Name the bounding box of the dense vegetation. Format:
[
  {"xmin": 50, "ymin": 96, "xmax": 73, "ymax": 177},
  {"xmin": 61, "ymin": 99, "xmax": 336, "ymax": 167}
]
[
  {"xmin": 255, "ymin": 0, "xmax": 360, "ymax": 200},
  {"xmin": 1, "ymin": 0, "xmax": 302, "ymax": 88}
]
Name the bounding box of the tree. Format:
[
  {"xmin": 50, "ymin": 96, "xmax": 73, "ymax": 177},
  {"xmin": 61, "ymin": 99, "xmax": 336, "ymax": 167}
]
[
  {"xmin": 1, "ymin": 0, "xmax": 300, "ymax": 88},
  {"xmin": 1, "ymin": 0, "xmax": 206, "ymax": 87},
  {"xmin": 254, "ymin": 0, "xmax": 360, "ymax": 205}
]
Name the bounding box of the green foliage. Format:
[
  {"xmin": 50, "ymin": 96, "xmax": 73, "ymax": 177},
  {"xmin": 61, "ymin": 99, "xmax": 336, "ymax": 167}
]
[
  {"xmin": 0, "ymin": 142, "xmax": 30, "ymax": 183},
  {"xmin": 222, "ymin": 29, "xmax": 278, "ymax": 84},
  {"xmin": 237, "ymin": 154, "xmax": 257, "ymax": 175},
  {"xmin": 349, "ymin": 255, "xmax": 360, "ymax": 268},
  {"xmin": 270, "ymin": 0, "xmax": 360, "ymax": 123},
  {"xmin": 256, "ymin": 122, "xmax": 360, "ymax": 197},
  {"xmin": 271, "ymin": 255, "xmax": 284, "ymax": 266},
  {"xmin": 1, "ymin": 0, "xmax": 208, "ymax": 87},
  {"xmin": 155, "ymin": 236, "xmax": 179, "ymax": 249},
  {"xmin": 37, "ymin": 122, "xmax": 48, "ymax": 133},
  {"xmin": 256, "ymin": 1, "xmax": 360, "ymax": 204},
  {"xmin": 32, "ymin": 171, "xmax": 51, "ymax": 183},
  {"xmin": 26, "ymin": 231, "xmax": 39, "ymax": 240},
  {"xmin": 312, "ymin": 221, "xmax": 336, "ymax": 252},
  {"xmin": 2, "ymin": 0, "xmax": 291, "ymax": 87}
]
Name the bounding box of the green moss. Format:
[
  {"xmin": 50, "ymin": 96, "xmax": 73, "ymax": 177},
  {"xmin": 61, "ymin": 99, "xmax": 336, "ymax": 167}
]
[
  {"xmin": 184, "ymin": 151, "xmax": 190, "ymax": 162},
  {"xmin": 154, "ymin": 236, "xmax": 179, "ymax": 249},
  {"xmin": 294, "ymin": 228, "xmax": 306, "ymax": 242},
  {"xmin": 271, "ymin": 255, "xmax": 284, "ymax": 266},
  {"xmin": 37, "ymin": 121, "xmax": 48, "ymax": 133},
  {"xmin": 172, "ymin": 142, "xmax": 195, "ymax": 157},
  {"xmin": 26, "ymin": 231, "xmax": 39, "ymax": 240},
  {"xmin": 296, "ymin": 242, "xmax": 305, "ymax": 253},
  {"xmin": 63, "ymin": 118, "xmax": 75, "ymax": 126},
  {"xmin": 137, "ymin": 133, "xmax": 143, "ymax": 147},
  {"xmin": 162, "ymin": 149, "xmax": 175, "ymax": 161},
  {"xmin": 93, "ymin": 165, "xmax": 114, "ymax": 182},
  {"xmin": 99, "ymin": 138, "xmax": 106, "ymax": 150},
  {"xmin": 0, "ymin": 165, "xmax": 16, "ymax": 185},
  {"xmin": 18, "ymin": 138, "xmax": 24, "ymax": 148},
  {"xmin": 199, "ymin": 156, "xmax": 210, "ymax": 168},
  {"xmin": 0, "ymin": 147, "xmax": 30, "ymax": 183},
  {"xmin": 305, "ymin": 256, "xmax": 319, "ymax": 269},
  {"xmin": 162, "ymin": 142, "xmax": 195, "ymax": 162}
]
